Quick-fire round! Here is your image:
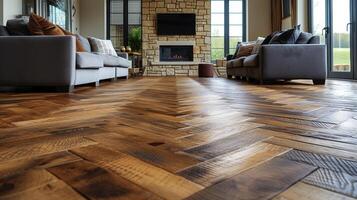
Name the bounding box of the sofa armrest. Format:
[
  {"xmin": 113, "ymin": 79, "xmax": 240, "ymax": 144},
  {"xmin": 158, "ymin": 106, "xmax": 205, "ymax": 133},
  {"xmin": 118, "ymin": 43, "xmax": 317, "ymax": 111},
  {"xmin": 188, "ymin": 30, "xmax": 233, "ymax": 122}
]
[
  {"xmin": 116, "ymin": 52, "xmax": 129, "ymax": 59},
  {"xmin": 0, "ymin": 36, "xmax": 76, "ymax": 86},
  {"xmin": 260, "ymin": 44, "xmax": 327, "ymax": 80}
]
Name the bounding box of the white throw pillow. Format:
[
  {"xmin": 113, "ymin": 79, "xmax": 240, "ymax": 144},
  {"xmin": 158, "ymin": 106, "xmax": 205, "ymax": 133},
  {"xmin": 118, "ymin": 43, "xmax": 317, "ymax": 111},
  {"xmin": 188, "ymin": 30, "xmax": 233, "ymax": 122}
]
[
  {"xmin": 88, "ymin": 37, "xmax": 117, "ymax": 56},
  {"xmin": 251, "ymin": 37, "xmax": 265, "ymax": 55}
]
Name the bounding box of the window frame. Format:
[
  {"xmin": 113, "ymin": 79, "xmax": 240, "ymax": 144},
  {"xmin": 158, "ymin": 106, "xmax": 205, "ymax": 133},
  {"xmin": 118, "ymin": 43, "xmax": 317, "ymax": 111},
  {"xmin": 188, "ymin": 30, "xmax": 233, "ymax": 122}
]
[
  {"xmin": 107, "ymin": 0, "xmax": 142, "ymax": 47},
  {"xmin": 211, "ymin": 0, "xmax": 247, "ymax": 61}
]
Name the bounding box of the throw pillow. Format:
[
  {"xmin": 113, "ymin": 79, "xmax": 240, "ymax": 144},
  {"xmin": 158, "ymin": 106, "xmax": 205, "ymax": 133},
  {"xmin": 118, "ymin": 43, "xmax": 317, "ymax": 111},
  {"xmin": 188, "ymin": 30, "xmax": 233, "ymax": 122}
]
[
  {"xmin": 28, "ymin": 13, "xmax": 64, "ymax": 35},
  {"xmin": 233, "ymin": 42, "xmax": 242, "ymax": 58},
  {"xmin": 270, "ymin": 25, "xmax": 301, "ymax": 44},
  {"xmin": 308, "ymin": 36, "xmax": 320, "ymax": 44},
  {"xmin": 236, "ymin": 44, "xmax": 255, "ymax": 58},
  {"xmin": 28, "ymin": 13, "xmax": 85, "ymax": 52},
  {"xmin": 77, "ymin": 34, "xmax": 91, "ymax": 52},
  {"xmin": 6, "ymin": 19, "xmax": 31, "ymax": 35},
  {"xmin": 0, "ymin": 26, "xmax": 10, "ymax": 36},
  {"xmin": 262, "ymin": 31, "xmax": 281, "ymax": 45},
  {"xmin": 58, "ymin": 26, "xmax": 86, "ymax": 52},
  {"xmin": 295, "ymin": 32, "xmax": 313, "ymax": 44},
  {"xmin": 88, "ymin": 37, "xmax": 117, "ymax": 56},
  {"xmin": 251, "ymin": 37, "xmax": 265, "ymax": 55}
]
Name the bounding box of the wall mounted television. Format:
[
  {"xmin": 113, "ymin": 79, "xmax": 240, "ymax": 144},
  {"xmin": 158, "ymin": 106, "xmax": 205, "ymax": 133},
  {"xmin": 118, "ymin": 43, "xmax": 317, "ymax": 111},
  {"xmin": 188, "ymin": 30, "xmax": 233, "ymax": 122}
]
[{"xmin": 157, "ymin": 13, "xmax": 196, "ymax": 35}]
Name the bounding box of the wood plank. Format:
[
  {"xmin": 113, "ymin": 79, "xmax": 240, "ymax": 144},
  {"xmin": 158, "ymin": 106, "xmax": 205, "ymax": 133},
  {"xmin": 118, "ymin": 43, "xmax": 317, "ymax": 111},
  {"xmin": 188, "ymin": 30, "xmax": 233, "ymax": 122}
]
[
  {"xmin": 0, "ymin": 151, "xmax": 81, "ymax": 178},
  {"xmin": 186, "ymin": 158, "xmax": 317, "ymax": 200},
  {"xmin": 255, "ymin": 128, "xmax": 357, "ymax": 153},
  {"xmin": 0, "ymin": 180, "xmax": 85, "ymax": 200},
  {"xmin": 0, "ymin": 134, "xmax": 96, "ymax": 163},
  {"xmin": 178, "ymin": 142, "xmax": 291, "ymax": 186},
  {"xmin": 267, "ymin": 137, "xmax": 357, "ymax": 161},
  {"xmin": 282, "ymin": 150, "xmax": 357, "ymax": 175},
  {"xmin": 71, "ymin": 145, "xmax": 204, "ymax": 200},
  {"xmin": 0, "ymin": 169, "xmax": 57, "ymax": 197},
  {"xmin": 184, "ymin": 129, "xmax": 271, "ymax": 159},
  {"xmin": 49, "ymin": 160, "xmax": 162, "ymax": 200},
  {"xmin": 87, "ymin": 132, "xmax": 200, "ymax": 172},
  {"xmin": 304, "ymin": 168, "xmax": 357, "ymax": 198},
  {"xmin": 273, "ymin": 182, "xmax": 356, "ymax": 200}
]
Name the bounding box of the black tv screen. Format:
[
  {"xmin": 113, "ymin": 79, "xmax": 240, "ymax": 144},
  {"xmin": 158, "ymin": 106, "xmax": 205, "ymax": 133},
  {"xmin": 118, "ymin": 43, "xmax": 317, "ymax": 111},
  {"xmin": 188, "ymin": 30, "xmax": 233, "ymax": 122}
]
[{"xmin": 157, "ymin": 13, "xmax": 196, "ymax": 35}]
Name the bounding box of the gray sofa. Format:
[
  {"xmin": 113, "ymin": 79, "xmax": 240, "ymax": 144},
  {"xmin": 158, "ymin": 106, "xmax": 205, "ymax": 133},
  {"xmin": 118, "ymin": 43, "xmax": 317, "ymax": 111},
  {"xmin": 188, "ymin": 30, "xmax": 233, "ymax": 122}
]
[
  {"xmin": 227, "ymin": 35, "xmax": 327, "ymax": 85},
  {"xmin": 0, "ymin": 20, "xmax": 131, "ymax": 92}
]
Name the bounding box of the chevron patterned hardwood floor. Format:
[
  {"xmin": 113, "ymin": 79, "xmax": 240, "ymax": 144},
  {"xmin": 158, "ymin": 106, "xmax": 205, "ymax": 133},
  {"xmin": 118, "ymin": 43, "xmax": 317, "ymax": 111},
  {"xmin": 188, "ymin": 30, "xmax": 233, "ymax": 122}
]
[{"xmin": 1, "ymin": 77, "xmax": 357, "ymax": 200}]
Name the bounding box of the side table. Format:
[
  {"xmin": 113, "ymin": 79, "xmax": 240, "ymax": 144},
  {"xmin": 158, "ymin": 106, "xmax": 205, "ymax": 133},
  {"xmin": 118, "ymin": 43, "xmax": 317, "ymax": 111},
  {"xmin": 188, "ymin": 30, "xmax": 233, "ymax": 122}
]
[{"xmin": 198, "ymin": 63, "xmax": 215, "ymax": 77}]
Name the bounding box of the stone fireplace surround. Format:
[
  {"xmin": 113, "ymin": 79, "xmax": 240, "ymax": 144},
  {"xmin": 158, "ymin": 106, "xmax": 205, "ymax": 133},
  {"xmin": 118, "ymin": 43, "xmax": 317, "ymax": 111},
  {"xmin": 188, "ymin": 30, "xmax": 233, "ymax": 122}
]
[{"xmin": 142, "ymin": 0, "xmax": 211, "ymax": 77}]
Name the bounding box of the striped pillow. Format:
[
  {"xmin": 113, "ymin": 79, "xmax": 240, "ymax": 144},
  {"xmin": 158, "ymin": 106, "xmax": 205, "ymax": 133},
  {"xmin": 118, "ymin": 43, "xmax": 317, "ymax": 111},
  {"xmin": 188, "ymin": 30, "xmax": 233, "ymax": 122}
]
[{"xmin": 88, "ymin": 37, "xmax": 117, "ymax": 56}]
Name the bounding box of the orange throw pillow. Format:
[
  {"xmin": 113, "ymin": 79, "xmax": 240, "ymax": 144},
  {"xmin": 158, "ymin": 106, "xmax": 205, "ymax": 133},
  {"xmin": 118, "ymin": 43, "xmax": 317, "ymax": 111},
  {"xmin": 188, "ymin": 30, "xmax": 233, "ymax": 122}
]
[
  {"xmin": 28, "ymin": 13, "xmax": 64, "ymax": 36},
  {"xmin": 58, "ymin": 26, "xmax": 86, "ymax": 52},
  {"xmin": 28, "ymin": 13, "xmax": 85, "ymax": 52}
]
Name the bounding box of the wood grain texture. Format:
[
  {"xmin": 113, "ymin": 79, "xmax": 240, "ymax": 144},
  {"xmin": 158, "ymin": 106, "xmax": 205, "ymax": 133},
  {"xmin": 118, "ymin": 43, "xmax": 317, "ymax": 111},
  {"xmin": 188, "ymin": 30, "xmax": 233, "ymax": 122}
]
[
  {"xmin": 274, "ymin": 182, "xmax": 356, "ymax": 200},
  {"xmin": 49, "ymin": 160, "xmax": 162, "ymax": 200},
  {"xmin": 185, "ymin": 158, "xmax": 317, "ymax": 200},
  {"xmin": 1, "ymin": 78, "xmax": 357, "ymax": 199},
  {"xmin": 71, "ymin": 145, "xmax": 203, "ymax": 200},
  {"xmin": 179, "ymin": 142, "xmax": 291, "ymax": 186},
  {"xmin": 304, "ymin": 168, "xmax": 357, "ymax": 198}
]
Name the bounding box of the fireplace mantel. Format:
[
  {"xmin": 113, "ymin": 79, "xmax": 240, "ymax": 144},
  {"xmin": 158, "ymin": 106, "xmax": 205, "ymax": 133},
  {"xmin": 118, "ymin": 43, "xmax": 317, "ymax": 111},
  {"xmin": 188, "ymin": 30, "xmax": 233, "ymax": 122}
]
[{"xmin": 157, "ymin": 41, "xmax": 196, "ymax": 46}]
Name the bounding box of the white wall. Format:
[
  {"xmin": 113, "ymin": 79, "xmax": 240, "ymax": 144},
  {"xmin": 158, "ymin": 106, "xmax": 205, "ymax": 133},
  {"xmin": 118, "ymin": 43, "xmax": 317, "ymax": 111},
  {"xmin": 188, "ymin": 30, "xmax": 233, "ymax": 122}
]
[
  {"xmin": 0, "ymin": 0, "xmax": 3, "ymax": 25},
  {"xmin": 247, "ymin": 0, "xmax": 272, "ymax": 40},
  {"xmin": 72, "ymin": 0, "xmax": 80, "ymax": 33},
  {"xmin": 79, "ymin": 0, "xmax": 106, "ymax": 39},
  {"xmin": 0, "ymin": 0, "xmax": 22, "ymax": 25},
  {"xmin": 297, "ymin": 0, "xmax": 308, "ymax": 31},
  {"xmin": 3, "ymin": 0, "xmax": 22, "ymax": 24}
]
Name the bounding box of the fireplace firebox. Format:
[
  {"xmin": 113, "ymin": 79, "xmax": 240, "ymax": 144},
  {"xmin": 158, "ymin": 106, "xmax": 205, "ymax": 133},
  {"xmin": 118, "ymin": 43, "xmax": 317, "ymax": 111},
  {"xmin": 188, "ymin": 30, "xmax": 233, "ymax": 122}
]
[{"xmin": 159, "ymin": 45, "xmax": 194, "ymax": 62}]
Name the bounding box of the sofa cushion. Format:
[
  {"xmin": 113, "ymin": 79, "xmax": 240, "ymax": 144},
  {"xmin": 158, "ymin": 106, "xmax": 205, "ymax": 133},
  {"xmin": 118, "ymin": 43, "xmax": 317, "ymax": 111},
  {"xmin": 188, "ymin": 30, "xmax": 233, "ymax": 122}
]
[
  {"xmin": 243, "ymin": 54, "xmax": 259, "ymax": 67},
  {"xmin": 227, "ymin": 57, "xmax": 246, "ymax": 68},
  {"xmin": 77, "ymin": 34, "xmax": 91, "ymax": 52},
  {"xmin": 76, "ymin": 52, "xmax": 103, "ymax": 69},
  {"xmin": 296, "ymin": 32, "xmax": 313, "ymax": 44},
  {"xmin": 6, "ymin": 19, "xmax": 31, "ymax": 35},
  {"xmin": 88, "ymin": 37, "xmax": 117, "ymax": 56},
  {"xmin": 96, "ymin": 53, "xmax": 131, "ymax": 68},
  {"xmin": 0, "ymin": 26, "xmax": 10, "ymax": 36}
]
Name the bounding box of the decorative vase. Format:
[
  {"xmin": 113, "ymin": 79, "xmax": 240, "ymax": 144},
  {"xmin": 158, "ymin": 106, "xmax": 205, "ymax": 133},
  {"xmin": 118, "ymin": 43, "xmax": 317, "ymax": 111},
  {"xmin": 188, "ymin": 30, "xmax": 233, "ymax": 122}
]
[{"xmin": 126, "ymin": 46, "xmax": 132, "ymax": 52}]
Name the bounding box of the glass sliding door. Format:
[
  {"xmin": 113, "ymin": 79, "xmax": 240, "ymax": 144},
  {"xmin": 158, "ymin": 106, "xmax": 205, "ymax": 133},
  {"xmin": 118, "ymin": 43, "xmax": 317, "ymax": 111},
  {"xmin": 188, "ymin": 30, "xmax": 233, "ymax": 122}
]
[
  {"xmin": 310, "ymin": 0, "xmax": 355, "ymax": 79},
  {"xmin": 331, "ymin": 0, "xmax": 352, "ymax": 76},
  {"xmin": 310, "ymin": 0, "xmax": 326, "ymax": 44}
]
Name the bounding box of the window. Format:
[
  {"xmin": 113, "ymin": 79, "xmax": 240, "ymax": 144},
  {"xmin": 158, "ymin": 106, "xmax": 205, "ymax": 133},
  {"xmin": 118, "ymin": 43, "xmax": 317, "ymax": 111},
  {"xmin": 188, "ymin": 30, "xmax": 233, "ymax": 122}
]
[
  {"xmin": 108, "ymin": 0, "xmax": 142, "ymax": 51},
  {"xmin": 211, "ymin": 0, "xmax": 246, "ymax": 61},
  {"xmin": 39, "ymin": 0, "xmax": 71, "ymax": 29}
]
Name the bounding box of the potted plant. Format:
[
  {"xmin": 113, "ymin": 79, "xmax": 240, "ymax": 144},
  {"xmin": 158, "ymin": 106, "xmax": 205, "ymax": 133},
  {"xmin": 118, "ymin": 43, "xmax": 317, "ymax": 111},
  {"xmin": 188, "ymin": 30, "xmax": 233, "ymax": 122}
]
[{"xmin": 128, "ymin": 27, "xmax": 142, "ymax": 52}]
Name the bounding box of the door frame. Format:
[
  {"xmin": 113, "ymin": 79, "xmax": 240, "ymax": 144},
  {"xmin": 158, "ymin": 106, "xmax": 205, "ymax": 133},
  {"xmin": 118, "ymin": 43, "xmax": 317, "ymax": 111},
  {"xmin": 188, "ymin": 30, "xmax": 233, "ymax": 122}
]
[{"xmin": 309, "ymin": 0, "xmax": 356, "ymax": 79}]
